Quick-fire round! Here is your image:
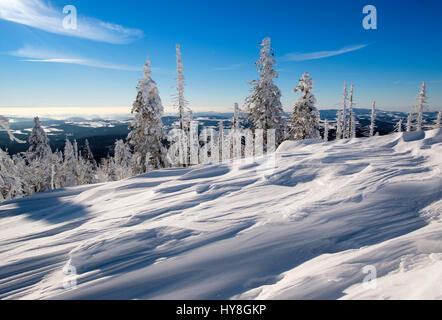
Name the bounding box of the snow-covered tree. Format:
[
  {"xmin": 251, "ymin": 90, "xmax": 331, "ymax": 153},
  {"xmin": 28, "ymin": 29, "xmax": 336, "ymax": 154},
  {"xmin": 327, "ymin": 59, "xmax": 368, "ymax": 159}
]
[
  {"xmin": 347, "ymin": 85, "xmax": 356, "ymax": 139},
  {"xmin": 246, "ymin": 37, "xmax": 285, "ymax": 147},
  {"xmin": 406, "ymin": 112, "xmax": 412, "ymax": 132},
  {"xmin": 395, "ymin": 118, "xmax": 403, "ymax": 133},
  {"xmin": 199, "ymin": 127, "xmax": 209, "ymax": 164},
  {"xmin": 219, "ymin": 121, "xmax": 232, "ymax": 161},
  {"xmin": 416, "ymin": 81, "xmax": 427, "ymax": 131},
  {"xmin": 79, "ymin": 139, "xmax": 97, "ymax": 184},
  {"xmin": 175, "ymin": 44, "xmax": 187, "ymax": 131},
  {"xmin": 289, "ymin": 72, "xmax": 320, "ymax": 140},
  {"xmin": 73, "ymin": 140, "xmax": 79, "ymax": 161},
  {"xmin": 13, "ymin": 154, "xmax": 32, "ymax": 196},
  {"xmin": 63, "ymin": 138, "xmax": 78, "ymax": 187},
  {"xmin": 166, "ymin": 46, "xmax": 194, "ymax": 167},
  {"xmin": 341, "ymin": 82, "xmax": 348, "ymax": 138},
  {"xmin": 369, "ymin": 101, "xmax": 376, "ymax": 137},
  {"xmin": 350, "ymin": 112, "xmax": 356, "ymax": 138},
  {"xmin": 112, "ymin": 139, "xmax": 133, "ymax": 180},
  {"xmin": 218, "ymin": 121, "xmax": 224, "ymax": 160},
  {"xmin": 166, "ymin": 127, "xmax": 187, "ymax": 167},
  {"xmin": 26, "ymin": 117, "xmax": 53, "ymax": 193},
  {"xmin": 28, "ymin": 117, "xmax": 51, "ymax": 161},
  {"xmin": 0, "ymin": 115, "xmax": 25, "ymax": 143},
  {"xmin": 81, "ymin": 140, "xmax": 95, "ymax": 166},
  {"xmin": 323, "ymin": 119, "xmax": 329, "ymax": 142},
  {"xmin": 96, "ymin": 157, "xmax": 112, "ymax": 183},
  {"xmin": 51, "ymin": 151, "xmax": 65, "ymax": 190},
  {"xmin": 127, "ymin": 58, "xmax": 169, "ymax": 174},
  {"xmin": 0, "ymin": 148, "xmax": 23, "ymax": 202},
  {"xmin": 336, "ymin": 110, "xmax": 343, "ymax": 140},
  {"xmin": 233, "ymin": 103, "xmax": 241, "ymax": 130},
  {"xmin": 436, "ymin": 111, "xmax": 441, "ymax": 128}
]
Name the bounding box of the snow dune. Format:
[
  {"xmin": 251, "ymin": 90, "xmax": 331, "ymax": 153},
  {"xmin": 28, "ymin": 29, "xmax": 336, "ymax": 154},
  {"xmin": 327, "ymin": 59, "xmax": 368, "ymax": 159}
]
[{"xmin": 0, "ymin": 129, "xmax": 441, "ymax": 300}]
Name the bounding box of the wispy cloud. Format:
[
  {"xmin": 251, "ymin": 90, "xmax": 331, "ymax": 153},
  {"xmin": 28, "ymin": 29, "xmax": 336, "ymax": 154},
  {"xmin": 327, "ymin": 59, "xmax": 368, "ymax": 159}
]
[
  {"xmin": 282, "ymin": 44, "xmax": 369, "ymax": 62},
  {"xmin": 0, "ymin": 0, "xmax": 143, "ymax": 44},
  {"xmin": 12, "ymin": 47, "xmax": 140, "ymax": 71}
]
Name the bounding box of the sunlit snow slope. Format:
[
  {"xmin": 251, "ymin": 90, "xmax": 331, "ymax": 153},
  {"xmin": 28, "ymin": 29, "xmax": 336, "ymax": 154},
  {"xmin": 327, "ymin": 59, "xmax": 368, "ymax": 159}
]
[{"xmin": 1, "ymin": 129, "xmax": 441, "ymax": 300}]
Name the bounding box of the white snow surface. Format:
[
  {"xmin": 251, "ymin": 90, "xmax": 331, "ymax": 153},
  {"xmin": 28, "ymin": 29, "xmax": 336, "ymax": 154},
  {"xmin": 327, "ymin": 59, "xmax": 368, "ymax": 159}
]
[{"xmin": 0, "ymin": 129, "xmax": 441, "ymax": 300}]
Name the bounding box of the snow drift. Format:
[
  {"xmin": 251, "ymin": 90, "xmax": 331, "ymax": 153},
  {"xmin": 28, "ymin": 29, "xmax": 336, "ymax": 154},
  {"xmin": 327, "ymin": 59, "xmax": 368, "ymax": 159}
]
[{"xmin": 0, "ymin": 129, "xmax": 441, "ymax": 300}]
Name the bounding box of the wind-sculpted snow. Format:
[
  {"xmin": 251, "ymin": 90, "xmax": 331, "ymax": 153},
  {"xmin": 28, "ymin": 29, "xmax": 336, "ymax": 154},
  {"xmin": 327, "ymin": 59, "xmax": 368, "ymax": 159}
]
[{"xmin": 0, "ymin": 130, "xmax": 441, "ymax": 299}]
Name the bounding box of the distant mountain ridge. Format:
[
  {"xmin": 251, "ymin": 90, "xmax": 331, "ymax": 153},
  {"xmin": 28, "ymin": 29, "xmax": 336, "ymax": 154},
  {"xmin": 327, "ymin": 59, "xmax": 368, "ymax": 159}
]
[{"xmin": 1, "ymin": 110, "xmax": 439, "ymax": 161}]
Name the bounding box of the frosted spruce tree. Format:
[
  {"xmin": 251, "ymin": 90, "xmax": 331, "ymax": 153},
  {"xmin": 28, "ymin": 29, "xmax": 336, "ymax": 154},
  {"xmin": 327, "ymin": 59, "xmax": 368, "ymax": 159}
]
[
  {"xmin": 26, "ymin": 117, "xmax": 53, "ymax": 193},
  {"xmin": 406, "ymin": 112, "xmax": 412, "ymax": 132},
  {"xmin": 246, "ymin": 37, "xmax": 285, "ymax": 147},
  {"xmin": 73, "ymin": 140, "xmax": 79, "ymax": 161},
  {"xmin": 218, "ymin": 121, "xmax": 225, "ymax": 160},
  {"xmin": 347, "ymin": 85, "xmax": 356, "ymax": 138},
  {"xmin": 395, "ymin": 118, "xmax": 403, "ymax": 133},
  {"xmin": 233, "ymin": 103, "xmax": 241, "ymax": 130},
  {"xmin": 350, "ymin": 112, "xmax": 356, "ymax": 138},
  {"xmin": 82, "ymin": 140, "xmax": 96, "ymax": 165},
  {"xmin": 13, "ymin": 154, "xmax": 33, "ymax": 196},
  {"xmin": 80, "ymin": 139, "xmax": 97, "ymax": 184},
  {"xmin": 0, "ymin": 148, "xmax": 23, "ymax": 202},
  {"xmin": 323, "ymin": 119, "xmax": 329, "ymax": 142},
  {"xmin": 73, "ymin": 140, "xmax": 82, "ymax": 185},
  {"xmin": 113, "ymin": 139, "xmax": 133, "ymax": 180},
  {"xmin": 28, "ymin": 117, "xmax": 51, "ymax": 161},
  {"xmin": 436, "ymin": 111, "xmax": 441, "ymax": 128},
  {"xmin": 416, "ymin": 81, "xmax": 427, "ymax": 131},
  {"xmin": 63, "ymin": 138, "xmax": 78, "ymax": 187},
  {"xmin": 336, "ymin": 110, "xmax": 343, "ymax": 139},
  {"xmin": 341, "ymin": 82, "xmax": 348, "ymax": 138},
  {"xmin": 369, "ymin": 101, "xmax": 376, "ymax": 137},
  {"xmin": 175, "ymin": 44, "xmax": 187, "ymax": 131},
  {"xmin": 128, "ymin": 58, "xmax": 168, "ymax": 174},
  {"xmin": 230, "ymin": 102, "xmax": 242, "ymax": 161},
  {"xmin": 171, "ymin": 44, "xmax": 194, "ymax": 166},
  {"xmin": 51, "ymin": 150, "xmax": 65, "ymax": 190},
  {"xmin": 96, "ymin": 157, "xmax": 112, "ymax": 183},
  {"xmin": 289, "ymin": 72, "xmax": 320, "ymax": 140}
]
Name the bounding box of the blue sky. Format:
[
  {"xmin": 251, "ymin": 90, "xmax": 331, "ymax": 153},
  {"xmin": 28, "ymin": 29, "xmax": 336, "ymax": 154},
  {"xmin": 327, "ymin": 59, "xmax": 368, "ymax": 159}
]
[{"xmin": 0, "ymin": 0, "xmax": 441, "ymax": 115}]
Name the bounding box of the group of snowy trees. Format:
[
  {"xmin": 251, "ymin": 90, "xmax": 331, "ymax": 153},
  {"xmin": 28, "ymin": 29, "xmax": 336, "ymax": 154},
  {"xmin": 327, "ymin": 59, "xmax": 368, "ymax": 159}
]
[
  {"xmin": 403, "ymin": 81, "xmax": 435, "ymax": 132},
  {"xmin": 1, "ymin": 118, "xmax": 81, "ymax": 201},
  {"xmin": 1, "ymin": 38, "xmax": 441, "ymax": 202},
  {"xmin": 335, "ymin": 83, "xmax": 360, "ymax": 139},
  {"xmin": 333, "ymin": 80, "xmax": 439, "ymax": 138},
  {"xmin": 0, "ymin": 116, "xmax": 137, "ymax": 202},
  {"xmin": 390, "ymin": 81, "xmax": 441, "ymax": 133}
]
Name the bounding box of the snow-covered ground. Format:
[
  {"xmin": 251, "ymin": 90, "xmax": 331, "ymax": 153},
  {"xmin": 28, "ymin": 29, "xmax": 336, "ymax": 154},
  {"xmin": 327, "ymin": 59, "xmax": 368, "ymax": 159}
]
[{"xmin": 0, "ymin": 129, "xmax": 441, "ymax": 300}]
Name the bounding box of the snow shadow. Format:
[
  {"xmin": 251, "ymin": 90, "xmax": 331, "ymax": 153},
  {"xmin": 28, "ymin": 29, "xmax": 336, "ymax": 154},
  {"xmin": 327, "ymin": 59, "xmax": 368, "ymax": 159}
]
[{"xmin": 0, "ymin": 189, "xmax": 92, "ymax": 224}]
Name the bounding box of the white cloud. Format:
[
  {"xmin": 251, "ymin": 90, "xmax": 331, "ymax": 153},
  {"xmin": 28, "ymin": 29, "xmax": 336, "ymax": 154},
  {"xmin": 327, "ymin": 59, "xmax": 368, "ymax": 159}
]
[
  {"xmin": 12, "ymin": 46, "xmax": 140, "ymax": 71},
  {"xmin": 283, "ymin": 44, "xmax": 368, "ymax": 61},
  {"xmin": 0, "ymin": 0, "xmax": 143, "ymax": 44}
]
